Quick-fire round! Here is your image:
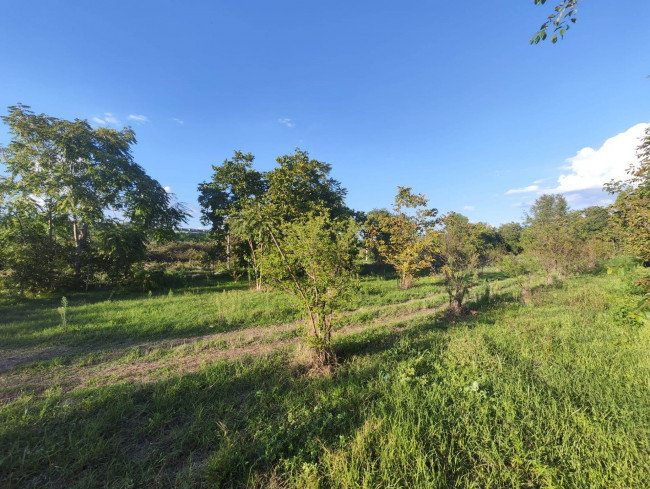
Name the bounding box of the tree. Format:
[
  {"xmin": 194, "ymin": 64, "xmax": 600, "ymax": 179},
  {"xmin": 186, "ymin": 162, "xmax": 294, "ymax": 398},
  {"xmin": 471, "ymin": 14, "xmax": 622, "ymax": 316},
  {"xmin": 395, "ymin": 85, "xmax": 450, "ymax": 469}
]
[
  {"xmin": 265, "ymin": 148, "xmax": 353, "ymax": 222},
  {"xmin": 362, "ymin": 208, "xmax": 393, "ymax": 264},
  {"xmin": 605, "ymin": 126, "xmax": 650, "ymax": 265},
  {"xmin": 197, "ymin": 151, "xmax": 266, "ymax": 270},
  {"xmin": 367, "ymin": 187, "xmax": 437, "ymax": 289},
  {"xmin": 436, "ymin": 212, "xmax": 482, "ymax": 315},
  {"xmin": 258, "ymin": 211, "xmax": 359, "ymax": 366},
  {"xmin": 0, "ymin": 104, "xmax": 187, "ymax": 290},
  {"xmin": 521, "ymin": 194, "xmax": 578, "ymax": 282},
  {"xmin": 531, "ymin": 0, "xmax": 580, "ymax": 44},
  {"xmin": 497, "ymin": 222, "xmax": 524, "ymax": 254}
]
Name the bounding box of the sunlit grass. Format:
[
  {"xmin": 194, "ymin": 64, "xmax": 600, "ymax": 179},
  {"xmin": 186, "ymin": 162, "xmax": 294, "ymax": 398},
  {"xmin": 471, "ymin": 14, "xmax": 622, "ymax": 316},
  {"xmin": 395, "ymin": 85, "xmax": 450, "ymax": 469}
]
[{"xmin": 1, "ymin": 270, "xmax": 648, "ymax": 488}]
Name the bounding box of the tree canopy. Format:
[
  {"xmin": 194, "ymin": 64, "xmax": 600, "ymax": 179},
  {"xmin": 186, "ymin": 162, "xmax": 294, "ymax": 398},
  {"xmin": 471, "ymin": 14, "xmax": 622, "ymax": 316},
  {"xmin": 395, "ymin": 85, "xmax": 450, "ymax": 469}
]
[{"xmin": 0, "ymin": 104, "xmax": 187, "ymax": 290}]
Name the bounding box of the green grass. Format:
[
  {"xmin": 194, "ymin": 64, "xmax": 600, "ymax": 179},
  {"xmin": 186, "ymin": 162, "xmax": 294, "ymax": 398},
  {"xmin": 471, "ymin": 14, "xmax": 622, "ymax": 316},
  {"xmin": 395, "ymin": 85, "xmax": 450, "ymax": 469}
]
[{"xmin": 1, "ymin": 270, "xmax": 649, "ymax": 487}]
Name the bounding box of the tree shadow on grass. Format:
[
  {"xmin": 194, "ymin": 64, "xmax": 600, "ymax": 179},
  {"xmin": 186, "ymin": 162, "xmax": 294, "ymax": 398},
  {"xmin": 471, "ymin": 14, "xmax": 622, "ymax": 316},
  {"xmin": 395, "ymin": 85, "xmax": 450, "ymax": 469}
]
[{"xmin": 0, "ymin": 352, "xmax": 381, "ymax": 489}]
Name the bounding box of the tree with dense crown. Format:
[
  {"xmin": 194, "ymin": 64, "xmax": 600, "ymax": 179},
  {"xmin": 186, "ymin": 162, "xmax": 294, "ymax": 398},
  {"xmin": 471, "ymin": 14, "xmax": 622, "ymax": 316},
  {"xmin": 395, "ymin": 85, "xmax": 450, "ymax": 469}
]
[
  {"xmin": 197, "ymin": 151, "xmax": 266, "ymax": 271},
  {"xmin": 0, "ymin": 104, "xmax": 187, "ymax": 290},
  {"xmin": 265, "ymin": 148, "xmax": 353, "ymax": 222}
]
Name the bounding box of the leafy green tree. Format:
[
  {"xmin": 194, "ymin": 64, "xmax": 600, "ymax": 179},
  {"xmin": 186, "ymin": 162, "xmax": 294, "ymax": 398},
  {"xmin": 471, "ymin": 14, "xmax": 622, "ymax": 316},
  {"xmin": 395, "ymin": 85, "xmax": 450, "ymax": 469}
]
[
  {"xmin": 229, "ymin": 201, "xmax": 269, "ymax": 290},
  {"xmin": 197, "ymin": 151, "xmax": 266, "ymax": 270},
  {"xmin": 362, "ymin": 208, "xmax": 392, "ymax": 263},
  {"xmin": 265, "ymin": 148, "xmax": 353, "ymax": 222},
  {"xmin": 367, "ymin": 187, "xmax": 437, "ymax": 289},
  {"xmin": 500, "ymin": 254, "xmax": 539, "ymax": 305},
  {"xmin": 497, "ymin": 222, "xmax": 524, "ymax": 254},
  {"xmin": 522, "ymin": 194, "xmax": 578, "ymax": 282},
  {"xmin": 0, "ymin": 104, "xmax": 187, "ymax": 290},
  {"xmin": 94, "ymin": 225, "xmax": 147, "ymax": 283},
  {"xmin": 258, "ymin": 211, "xmax": 359, "ymax": 366},
  {"xmin": 436, "ymin": 212, "xmax": 482, "ymax": 315},
  {"xmin": 606, "ymin": 126, "xmax": 650, "ymax": 265}
]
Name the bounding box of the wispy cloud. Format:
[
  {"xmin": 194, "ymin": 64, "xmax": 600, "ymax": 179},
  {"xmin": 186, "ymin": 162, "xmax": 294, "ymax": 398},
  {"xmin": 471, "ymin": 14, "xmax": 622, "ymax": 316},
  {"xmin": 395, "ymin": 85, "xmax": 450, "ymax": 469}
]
[
  {"xmin": 92, "ymin": 113, "xmax": 120, "ymax": 126},
  {"xmin": 172, "ymin": 118, "xmax": 184, "ymax": 125},
  {"xmin": 278, "ymin": 118, "xmax": 295, "ymax": 128},
  {"xmin": 163, "ymin": 186, "xmax": 172, "ymax": 194},
  {"xmin": 128, "ymin": 114, "xmax": 149, "ymax": 123},
  {"xmin": 463, "ymin": 205, "xmax": 475, "ymax": 211},
  {"xmin": 505, "ymin": 185, "xmax": 539, "ymax": 195}
]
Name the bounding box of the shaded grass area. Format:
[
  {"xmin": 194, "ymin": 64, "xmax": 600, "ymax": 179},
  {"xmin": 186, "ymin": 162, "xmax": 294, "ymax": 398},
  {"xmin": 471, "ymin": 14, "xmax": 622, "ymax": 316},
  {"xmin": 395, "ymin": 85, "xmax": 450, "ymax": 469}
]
[{"xmin": 1, "ymin": 272, "xmax": 649, "ymax": 487}]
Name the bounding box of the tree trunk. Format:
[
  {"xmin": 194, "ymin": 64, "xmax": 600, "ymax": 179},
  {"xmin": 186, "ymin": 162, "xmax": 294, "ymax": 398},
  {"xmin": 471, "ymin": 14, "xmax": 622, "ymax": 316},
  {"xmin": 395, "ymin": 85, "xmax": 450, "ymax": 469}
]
[
  {"xmin": 400, "ymin": 274, "xmax": 413, "ymax": 289},
  {"xmin": 449, "ymin": 297, "xmax": 463, "ymax": 316},
  {"xmin": 72, "ymin": 220, "xmax": 89, "ymax": 285},
  {"xmin": 226, "ymin": 231, "xmax": 231, "ymax": 270}
]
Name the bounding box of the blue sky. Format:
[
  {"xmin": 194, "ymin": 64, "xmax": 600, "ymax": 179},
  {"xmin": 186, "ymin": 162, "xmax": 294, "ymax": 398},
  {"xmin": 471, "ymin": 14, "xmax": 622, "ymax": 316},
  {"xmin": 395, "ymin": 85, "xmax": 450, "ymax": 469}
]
[{"xmin": 1, "ymin": 0, "xmax": 649, "ymax": 227}]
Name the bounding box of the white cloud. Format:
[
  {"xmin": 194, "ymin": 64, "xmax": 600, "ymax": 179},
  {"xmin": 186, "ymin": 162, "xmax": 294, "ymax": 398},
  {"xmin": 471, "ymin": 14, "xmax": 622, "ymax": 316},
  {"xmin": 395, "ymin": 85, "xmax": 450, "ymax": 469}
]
[
  {"xmin": 463, "ymin": 205, "xmax": 475, "ymax": 211},
  {"xmin": 128, "ymin": 114, "xmax": 148, "ymax": 123},
  {"xmin": 173, "ymin": 118, "xmax": 184, "ymax": 125},
  {"xmin": 554, "ymin": 123, "xmax": 649, "ymax": 192},
  {"xmin": 533, "ymin": 179, "xmax": 545, "ymax": 185},
  {"xmin": 92, "ymin": 112, "xmax": 120, "ymax": 126},
  {"xmin": 163, "ymin": 186, "xmax": 172, "ymax": 193},
  {"xmin": 278, "ymin": 118, "xmax": 295, "ymax": 128},
  {"xmin": 506, "ymin": 185, "xmax": 539, "ymax": 195}
]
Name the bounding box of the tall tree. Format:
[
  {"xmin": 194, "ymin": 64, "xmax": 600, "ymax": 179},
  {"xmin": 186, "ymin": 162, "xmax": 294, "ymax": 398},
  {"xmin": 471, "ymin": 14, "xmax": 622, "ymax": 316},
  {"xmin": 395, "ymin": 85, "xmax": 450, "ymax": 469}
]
[
  {"xmin": 265, "ymin": 148, "xmax": 352, "ymax": 222},
  {"xmin": 197, "ymin": 151, "xmax": 266, "ymax": 270},
  {"xmin": 0, "ymin": 104, "xmax": 187, "ymax": 290}
]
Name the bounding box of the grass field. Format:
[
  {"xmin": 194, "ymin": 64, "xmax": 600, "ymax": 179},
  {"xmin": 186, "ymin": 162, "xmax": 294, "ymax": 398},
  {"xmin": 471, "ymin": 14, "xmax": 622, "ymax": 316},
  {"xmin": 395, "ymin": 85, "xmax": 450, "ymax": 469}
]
[{"xmin": 1, "ymin": 270, "xmax": 649, "ymax": 488}]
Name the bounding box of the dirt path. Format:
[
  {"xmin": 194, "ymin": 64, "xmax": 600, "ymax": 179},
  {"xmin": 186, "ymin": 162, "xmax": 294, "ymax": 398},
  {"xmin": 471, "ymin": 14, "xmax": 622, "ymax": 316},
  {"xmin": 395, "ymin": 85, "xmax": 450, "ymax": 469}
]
[
  {"xmin": 0, "ymin": 287, "xmax": 453, "ymax": 373},
  {"xmin": 1, "ymin": 281, "xmax": 521, "ymax": 404},
  {"xmin": 0, "ymin": 298, "xmax": 452, "ymax": 403}
]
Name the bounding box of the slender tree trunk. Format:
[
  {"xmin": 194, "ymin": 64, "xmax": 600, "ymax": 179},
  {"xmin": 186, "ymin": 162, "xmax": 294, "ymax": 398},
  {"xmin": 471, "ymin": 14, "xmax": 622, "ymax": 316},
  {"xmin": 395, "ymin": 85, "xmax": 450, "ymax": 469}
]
[{"xmin": 226, "ymin": 230, "xmax": 231, "ymax": 270}]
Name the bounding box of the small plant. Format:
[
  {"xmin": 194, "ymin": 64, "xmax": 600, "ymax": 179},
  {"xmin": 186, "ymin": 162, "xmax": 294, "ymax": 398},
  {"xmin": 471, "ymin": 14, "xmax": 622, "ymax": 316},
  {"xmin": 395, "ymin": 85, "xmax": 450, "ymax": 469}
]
[
  {"xmin": 57, "ymin": 296, "xmax": 68, "ymax": 331},
  {"xmin": 168, "ymin": 288, "xmax": 174, "ymax": 298}
]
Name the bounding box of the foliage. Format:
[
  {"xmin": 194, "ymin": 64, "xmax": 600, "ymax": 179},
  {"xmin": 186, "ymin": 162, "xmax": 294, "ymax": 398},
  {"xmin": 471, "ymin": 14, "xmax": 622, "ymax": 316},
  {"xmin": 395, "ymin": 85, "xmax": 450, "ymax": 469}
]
[
  {"xmin": 436, "ymin": 212, "xmax": 482, "ymax": 314},
  {"xmin": 522, "ymin": 194, "xmax": 579, "ymax": 282},
  {"xmin": 497, "ymin": 222, "xmax": 523, "ymax": 254},
  {"xmin": 531, "ymin": 0, "xmax": 579, "ymax": 44},
  {"xmin": 362, "ymin": 208, "xmax": 393, "ymax": 263},
  {"xmin": 197, "ymin": 151, "xmax": 266, "ymax": 271},
  {"xmin": 0, "ymin": 104, "xmax": 187, "ymax": 291},
  {"xmin": 94, "ymin": 225, "xmax": 147, "ymax": 283},
  {"xmin": 366, "ymin": 187, "xmax": 437, "ymax": 289},
  {"xmin": 265, "ymin": 149, "xmax": 352, "ymax": 222},
  {"xmin": 605, "ymin": 126, "xmax": 650, "ymax": 265},
  {"xmin": 259, "ymin": 212, "xmax": 360, "ymax": 366}
]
